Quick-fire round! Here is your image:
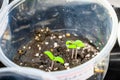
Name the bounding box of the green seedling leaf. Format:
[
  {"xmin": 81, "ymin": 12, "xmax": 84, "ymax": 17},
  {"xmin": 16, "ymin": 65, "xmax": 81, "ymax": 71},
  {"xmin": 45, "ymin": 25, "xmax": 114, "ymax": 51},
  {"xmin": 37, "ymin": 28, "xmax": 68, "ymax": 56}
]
[
  {"xmin": 44, "ymin": 51, "xmax": 54, "ymax": 60},
  {"xmin": 74, "ymin": 40, "xmax": 85, "ymax": 49},
  {"xmin": 66, "ymin": 40, "xmax": 76, "ymax": 49},
  {"xmin": 54, "ymin": 56, "xmax": 64, "ymax": 64}
]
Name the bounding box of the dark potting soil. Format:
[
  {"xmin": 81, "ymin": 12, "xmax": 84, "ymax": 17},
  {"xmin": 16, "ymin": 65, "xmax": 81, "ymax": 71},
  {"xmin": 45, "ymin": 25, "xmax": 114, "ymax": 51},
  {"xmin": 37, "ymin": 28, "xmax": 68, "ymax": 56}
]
[{"xmin": 13, "ymin": 27, "xmax": 99, "ymax": 72}]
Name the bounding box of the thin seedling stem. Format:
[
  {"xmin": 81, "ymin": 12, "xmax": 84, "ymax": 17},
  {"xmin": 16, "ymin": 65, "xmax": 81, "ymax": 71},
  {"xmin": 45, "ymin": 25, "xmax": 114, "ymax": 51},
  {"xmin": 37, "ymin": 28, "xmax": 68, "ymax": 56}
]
[
  {"xmin": 75, "ymin": 49, "xmax": 78, "ymax": 59},
  {"xmin": 50, "ymin": 61, "xmax": 54, "ymax": 70},
  {"xmin": 72, "ymin": 49, "xmax": 74, "ymax": 59}
]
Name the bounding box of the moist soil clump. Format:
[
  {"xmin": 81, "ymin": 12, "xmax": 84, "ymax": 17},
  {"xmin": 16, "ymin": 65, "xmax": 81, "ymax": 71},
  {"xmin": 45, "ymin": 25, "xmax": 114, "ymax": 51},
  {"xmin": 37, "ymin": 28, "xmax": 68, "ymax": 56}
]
[{"xmin": 13, "ymin": 27, "xmax": 99, "ymax": 72}]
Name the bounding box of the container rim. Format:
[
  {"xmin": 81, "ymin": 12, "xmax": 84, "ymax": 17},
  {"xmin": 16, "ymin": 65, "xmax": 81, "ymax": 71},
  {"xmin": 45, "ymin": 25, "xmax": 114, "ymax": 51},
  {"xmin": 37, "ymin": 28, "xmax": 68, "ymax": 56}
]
[
  {"xmin": 0, "ymin": 67, "xmax": 58, "ymax": 80},
  {"xmin": 117, "ymin": 22, "xmax": 120, "ymax": 46},
  {"xmin": 0, "ymin": 0, "xmax": 118, "ymax": 75},
  {"xmin": 0, "ymin": 0, "xmax": 9, "ymax": 12}
]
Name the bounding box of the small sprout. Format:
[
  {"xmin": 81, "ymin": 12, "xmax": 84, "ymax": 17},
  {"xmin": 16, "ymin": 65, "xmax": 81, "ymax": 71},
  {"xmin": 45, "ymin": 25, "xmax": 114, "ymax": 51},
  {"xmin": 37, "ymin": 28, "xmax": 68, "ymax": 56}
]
[
  {"xmin": 74, "ymin": 40, "xmax": 85, "ymax": 48},
  {"xmin": 66, "ymin": 40, "xmax": 85, "ymax": 59},
  {"xmin": 66, "ymin": 33, "xmax": 70, "ymax": 37},
  {"xmin": 74, "ymin": 40, "xmax": 85, "ymax": 59},
  {"xmin": 44, "ymin": 51, "xmax": 54, "ymax": 60},
  {"xmin": 44, "ymin": 51, "xmax": 64, "ymax": 70},
  {"xmin": 66, "ymin": 40, "xmax": 76, "ymax": 59},
  {"xmin": 54, "ymin": 56, "xmax": 64, "ymax": 64},
  {"xmin": 66, "ymin": 40, "xmax": 76, "ymax": 49},
  {"xmin": 44, "ymin": 51, "xmax": 64, "ymax": 63}
]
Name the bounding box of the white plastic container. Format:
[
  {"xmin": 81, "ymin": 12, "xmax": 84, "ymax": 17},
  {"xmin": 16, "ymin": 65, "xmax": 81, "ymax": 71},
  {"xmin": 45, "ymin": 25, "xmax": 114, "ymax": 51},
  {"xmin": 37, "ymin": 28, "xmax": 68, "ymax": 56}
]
[
  {"xmin": 0, "ymin": 67, "xmax": 58, "ymax": 80},
  {"xmin": 0, "ymin": 0, "xmax": 9, "ymax": 26},
  {"xmin": 118, "ymin": 22, "xmax": 120, "ymax": 46},
  {"xmin": 108, "ymin": 0, "xmax": 120, "ymax": 7},
  {"xmin": 0, "ymin": 0, "xmax": 9, "ymax": 12},
  {"xmin": 0, "ymin": 0, "xmax": 118, "ymax": 80}
]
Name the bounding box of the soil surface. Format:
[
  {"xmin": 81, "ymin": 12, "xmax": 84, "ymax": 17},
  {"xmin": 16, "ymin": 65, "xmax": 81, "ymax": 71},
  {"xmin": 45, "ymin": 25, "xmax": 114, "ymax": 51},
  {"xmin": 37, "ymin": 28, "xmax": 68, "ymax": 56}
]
[{"xmin": 13, "ymin": 27, "xmax": 99, "ymax": 72}]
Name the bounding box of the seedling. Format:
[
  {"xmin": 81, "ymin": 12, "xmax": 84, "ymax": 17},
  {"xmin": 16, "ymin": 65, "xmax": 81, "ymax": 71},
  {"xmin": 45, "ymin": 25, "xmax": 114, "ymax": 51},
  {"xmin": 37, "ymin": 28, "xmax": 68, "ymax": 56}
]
[
  {"xmin": 66, "ymin": 40, "xmax": 76, "ymax": 59},
  {"xmin": 44, "ymin": 51, "xmax": 64, "ymax": 70},
  {"xmin": 66, "ymin": 40, "xmax": 85, "ymax": 59},
  {"xmin": 74, "ymin": 40, "xmax": 85, "ymax": 59}
]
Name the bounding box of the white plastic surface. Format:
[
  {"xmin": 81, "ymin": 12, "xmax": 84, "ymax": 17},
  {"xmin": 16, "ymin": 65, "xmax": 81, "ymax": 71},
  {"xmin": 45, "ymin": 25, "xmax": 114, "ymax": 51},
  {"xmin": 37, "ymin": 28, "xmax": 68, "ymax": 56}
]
[
  {"xmin": 108, "ymin": 0, "xmax": 120, "ymax": 7},
  {"xmin": 117, "ymin": 22, "xmax": 120, "ymax": 46},
  {"xmin": 0, "ymin": 67, "xmax": 58, "ymax": 80},
  {"xmin": 0, "ymin": 0, "xmax": 9, "ymax": 12},
  {"xmin": 0, "ymin": 0, "xmax": 9, "ymax": 36}
]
